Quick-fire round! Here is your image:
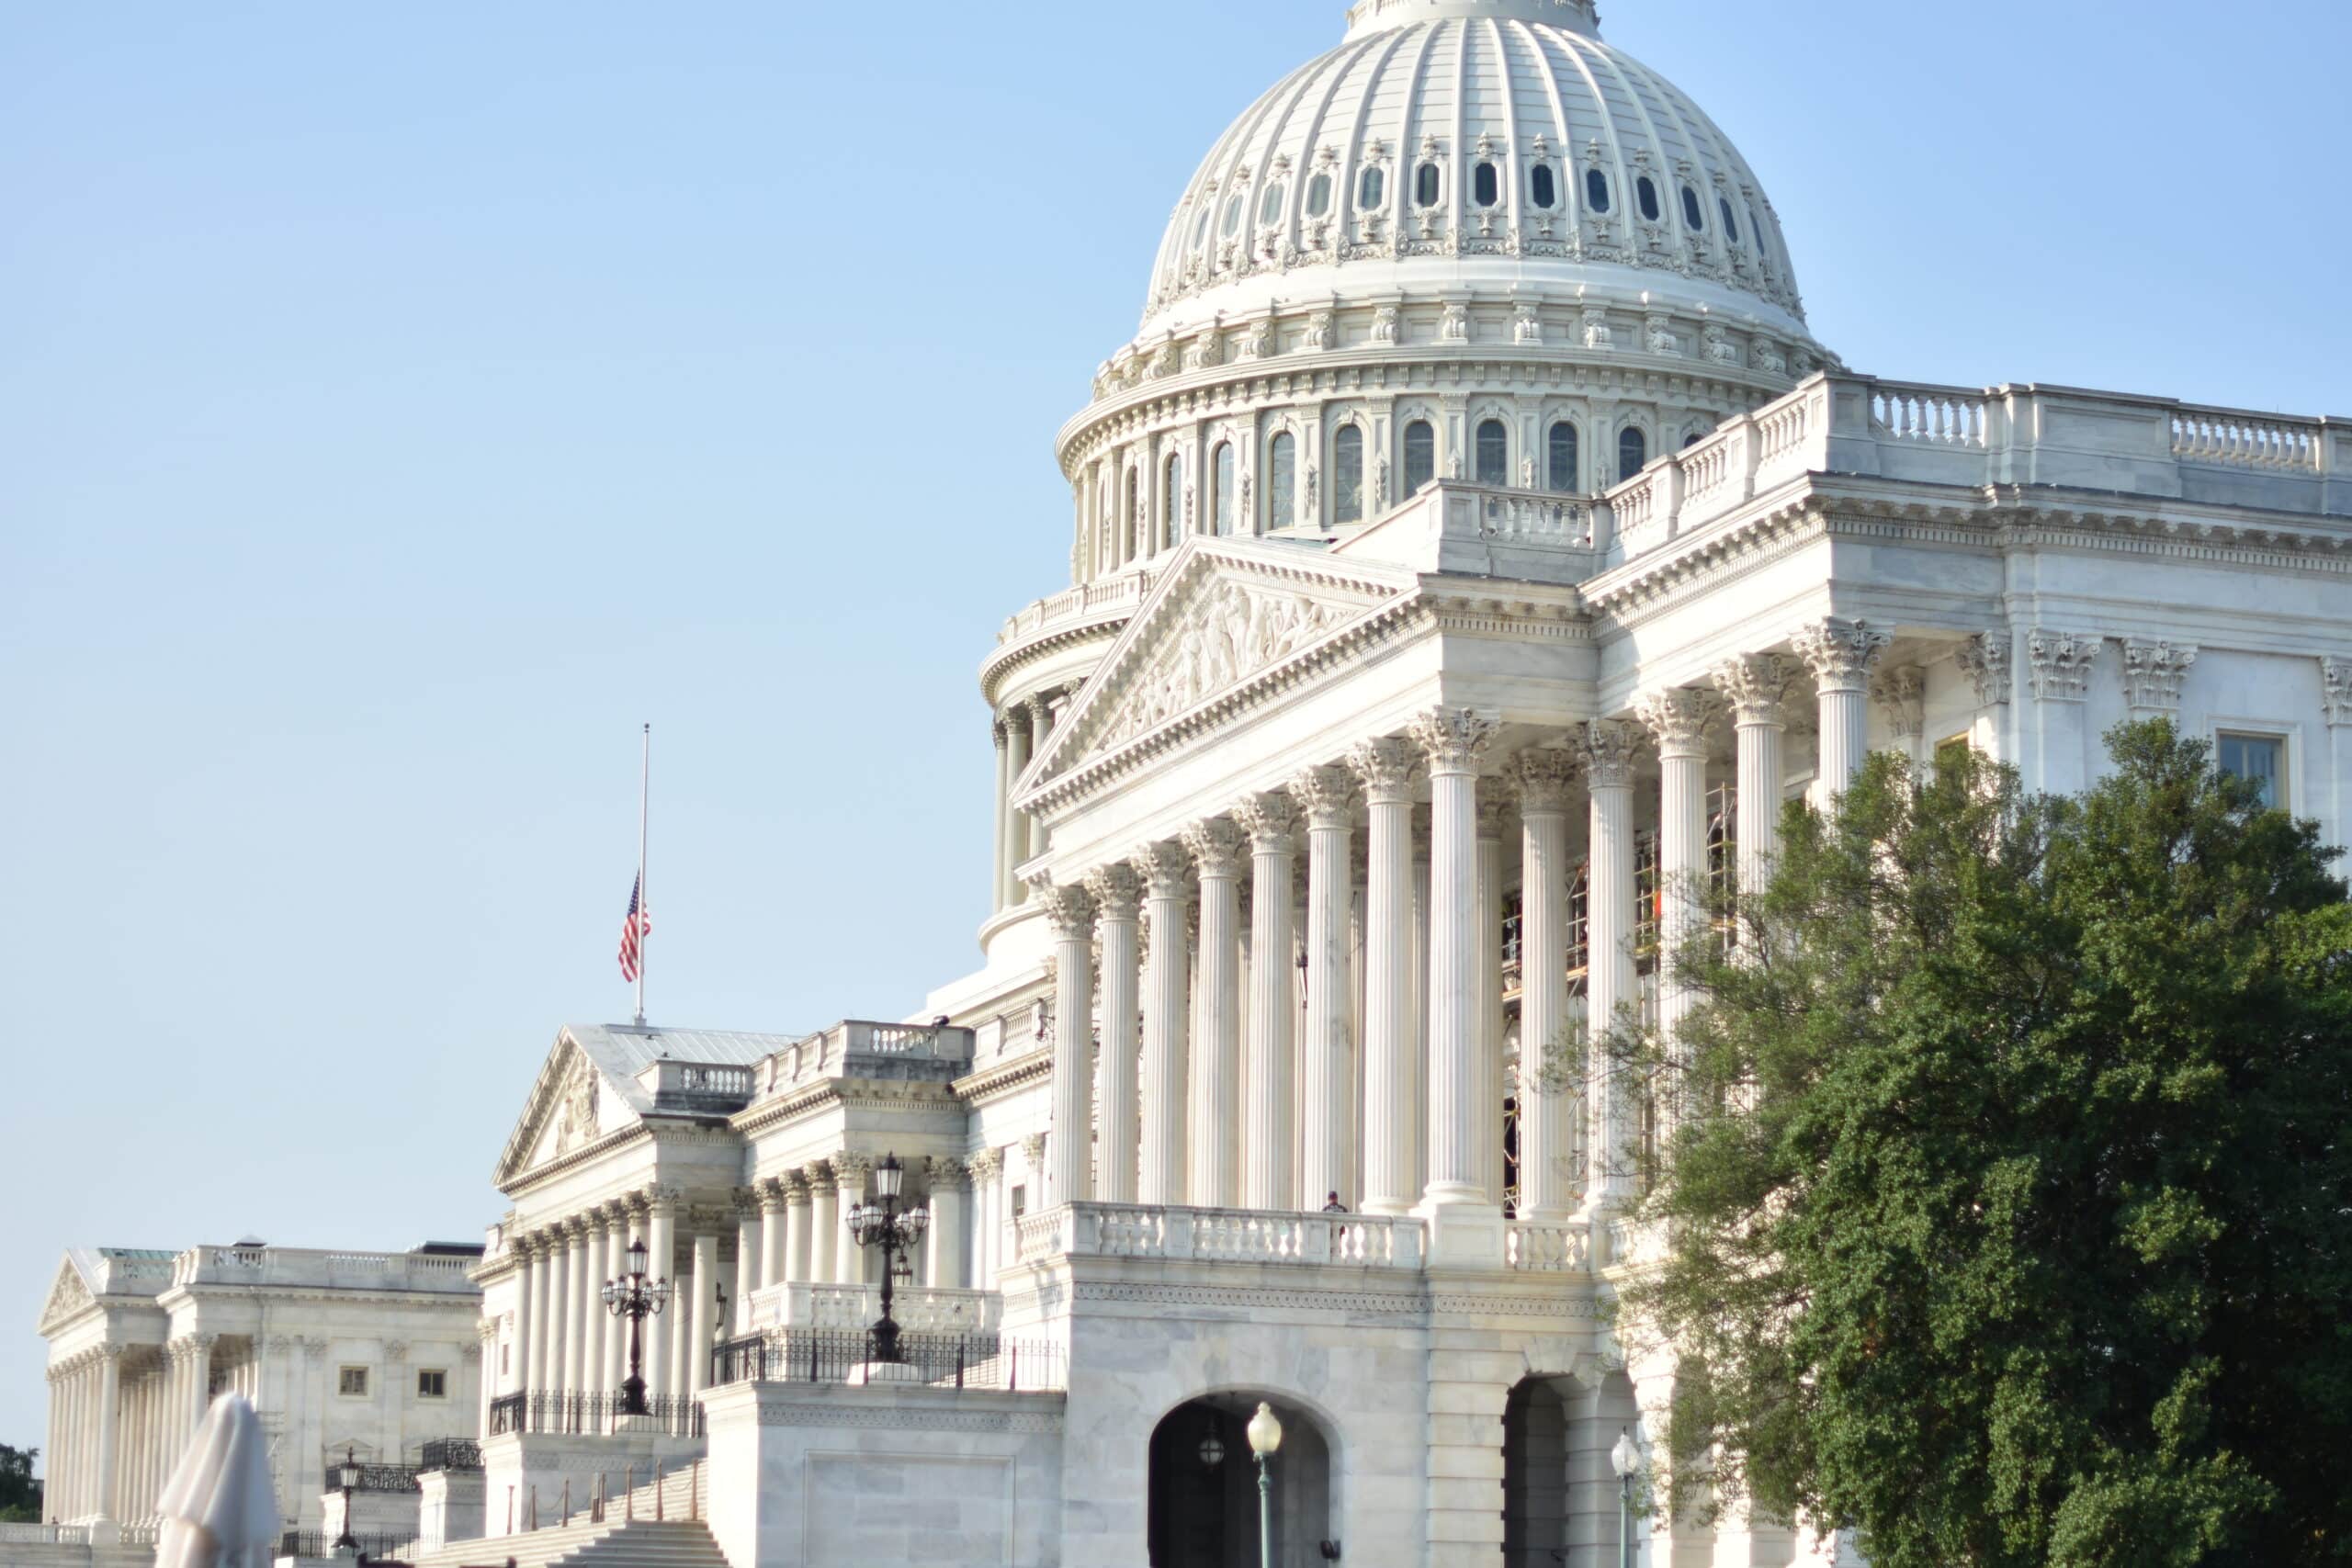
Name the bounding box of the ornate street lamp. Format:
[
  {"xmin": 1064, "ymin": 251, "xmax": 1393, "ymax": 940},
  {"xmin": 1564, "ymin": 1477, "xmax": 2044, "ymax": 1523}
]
[
  {"xmin": 846, "ymin": 1152, "xmax": 930, "ymax": 1364},
  {"xmin": 1247, "ymin": 1402, "xmax": 1283, "ymax": 1568},
  {"xmin": 1611, "ymin": 1427, "xmax": 1641, "ymax": 1568},
  {"xmin": 601, "ymin": 1235, "xmax": 672, "ymax": 1416},
  {"xmin": 334, "ymin": 1446, "xmax": 362, "ymax": 1551}
]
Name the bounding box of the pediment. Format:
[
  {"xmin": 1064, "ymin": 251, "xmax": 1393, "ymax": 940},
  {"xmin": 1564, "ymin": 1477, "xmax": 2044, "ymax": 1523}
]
[
  {"xmin": 38, "ymin": 1258, "xmax": 94, "ymax": 1336},
  {"xmin": 1027, "ymin": 541, "xmax": 1419, "ymax": 796},
  {"xmin": 493, "ymin": 1031, "xmax": 625, "ymax": 1190}
]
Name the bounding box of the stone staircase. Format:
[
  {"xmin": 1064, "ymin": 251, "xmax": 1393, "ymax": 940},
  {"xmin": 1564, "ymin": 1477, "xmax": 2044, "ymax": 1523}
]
[{"xmin": 409, "ymin": 1463, "xmax": 719, "ymax": 1568}]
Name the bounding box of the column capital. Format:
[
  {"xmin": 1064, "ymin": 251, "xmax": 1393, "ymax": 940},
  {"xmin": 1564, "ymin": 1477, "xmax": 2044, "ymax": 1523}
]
[
  {"xmin": 991, "ymin": 716, "xmax": 1012, "ymax": 749},
  {"xmin": 1030, "ymin": 878, "xmax": 1097, "ymax": 940},
  {"xmin": 1289, "ymin": 764, "xmax": 1358, "ymax": 829},
  {"xmin": 730, "ymin": 1187, "xmax": 763, "ymax": 1220},
  {"xmin": 1792, "ymin": 617, "xmax": 1892, "ymax": 694},
  {"xmin": 832, "ymin": 1152, "xmax": 875, "ymax": 1188},
  {"xmin": 967, "ymin": 1146, "xmax": 1005, "ymax": 1181},
  {"xmin": 1181, "ymin": 816, "xmax": 1250, "ymax": 878},
  {"xmin": 1409, "ymin": 707, "xmax": 1498, "ymax": 775},
  {"xmin": 1131, "ymin": 840, "xmax": 1193, "ymax": 897},
  {"xmin": 1956, "ymin": 629, "xmax": 2012, "ymax": 706},
  {"xmin": 2324, "ymin": 655, "xmax": 2352, "ymax": 728},
  {"xmin": 1476, "ymin": 796, "xmax": 1511, "ymax": 841},
  {"xmin": 1713, "ymin": 651, "xmax": 1794, "ymax": 726},
  {"xmin": 925, "ymin": 1156, "xmax": 970, "ymax": 1190},
  {"xmin": 1633, "ymin": 686, "xmax": 1720, "ymax": 759},
  {"xmin": 1510, "ymin": 747, "xmax": 1582, "ymax": 813},
  {"xmin": 1350, "ymin": 735, "xmax": 1421, "ymax": 804},
  {"xmin": 1084, "ymin": 863, "xmax": 1143, "ymax": 920},
  {"xmin": 1872, "ymin": 665, "xmax": 1928, "ymax": 739},
  {"xmin": 1020, "ymin": 1132, "xmax": 1048, "ymax": 1168},
  {"xmin": 2027, "ymin": 627, "xmax": 2098, "ymax": 703},
  {"xmin": 1234, "ymin": 789, "xmax": 1305, "ymax": 852},
  {"xmin": 1579, "ymin": 719, "xmax": 1641, "ymax": 789},
  {"xmin": 2119, "ymin": 637, "xmax": 2199, "ymax": 716},
  {"xmin": 800, "ymin": 1157, "xmax": 834, "ymax": 1188},
  {"xmin": 779, "ymin": 1169, "xmax": 812, "ymax": 1203}
]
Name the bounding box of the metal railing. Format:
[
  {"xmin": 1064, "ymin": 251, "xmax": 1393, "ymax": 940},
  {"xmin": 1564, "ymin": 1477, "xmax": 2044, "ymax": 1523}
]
[
  {"xmin": 486, "ymin": 1389, "xmax": 705, "ymax": 1438},
  {"xmin": 277, "ymin": 1531, "xmax": 411, "ymax": 1561},
  {"xmin": 710, "ymin": 1329, "xmax": 1063, "ymax": 1393},
  {"xmin": 418, "ymin": 1438, "xmax": 482, "ymax": 1472},
  {"xmin": 322, "ymin": 1462, "xmax": 423, "ymax": 1494}
]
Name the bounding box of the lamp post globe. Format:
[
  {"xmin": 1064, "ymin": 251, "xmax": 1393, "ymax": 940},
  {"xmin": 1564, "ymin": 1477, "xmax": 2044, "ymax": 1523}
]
[
  {"xmin": 845, "ymin": 1152, "xmax": 931, "ymax": 1365},
  {"xmin": 604, "ymin": 1234, "xmax": 669, "ymax": 1418},
  {"xmin": 1248, "ymin": 1403, "xmax": 1283, "ymax": 1568},
  {"xmin": 1611, "ymin": 1427, "xmax": 1640, "ymax": 1568}
]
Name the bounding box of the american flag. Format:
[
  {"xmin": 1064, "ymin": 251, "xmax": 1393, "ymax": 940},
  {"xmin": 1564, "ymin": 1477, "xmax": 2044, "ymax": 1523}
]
[{"xmin": 617, "ymin": 874, "xmax": 651, "ymax": 982}]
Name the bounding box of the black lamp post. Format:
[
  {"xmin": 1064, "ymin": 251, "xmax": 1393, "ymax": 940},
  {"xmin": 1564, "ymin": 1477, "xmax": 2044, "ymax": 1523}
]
[
  {"xmin": 601, "ymin": 1235, "xmax": 672, "ymax": 1416},
  {"xmin": 333, "ymin": 1446, "xmax": 361, "ymax": 1551},
  {"xmin": 845, "ymin": 1152, "xmax": 930, "ymax": 1364}
]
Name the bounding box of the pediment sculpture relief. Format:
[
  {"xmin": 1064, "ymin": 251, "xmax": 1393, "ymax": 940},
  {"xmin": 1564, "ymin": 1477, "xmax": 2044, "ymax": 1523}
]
[
  {"xmin": 40, "ymin": 1263, "xmax": 92, "ymax": 1330},
  {"xmin": 1096, "ymin": 581, "xmax": 1349, "ymax": 746}
]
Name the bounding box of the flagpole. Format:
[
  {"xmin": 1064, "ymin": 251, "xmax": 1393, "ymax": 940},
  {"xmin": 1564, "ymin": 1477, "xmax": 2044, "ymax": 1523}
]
[{"xmin": 636, "ymin": 722, "xmax": 650, "ymax": 1027}]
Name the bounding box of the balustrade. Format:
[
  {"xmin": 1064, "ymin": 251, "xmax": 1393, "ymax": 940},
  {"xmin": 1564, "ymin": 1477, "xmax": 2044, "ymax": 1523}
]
[
  {"xmin": 1504, "ymin": 1219, "xmax": 1591, "ymax": 1272},
  {"xmin": 1019, "ymin": 1201, "xmax": 1427, "ymax": 1269},
  {"xmin": 2172, "ymin": 408, "xmax": 2322, "ymax": 471},
  {"xmin": 1870, "ymin": 383, "xmax": 1988, "ymax": 447}
]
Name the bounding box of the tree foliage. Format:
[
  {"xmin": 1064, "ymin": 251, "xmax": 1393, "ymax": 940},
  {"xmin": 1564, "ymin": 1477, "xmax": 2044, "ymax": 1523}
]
[
  {"xmin": 0, "ymin": 1443, "xmax": 41, "ymax": 1523},
  {"xmin": 1614, "ymin": 722, "xmax": 2352, "ymax": 1568}
]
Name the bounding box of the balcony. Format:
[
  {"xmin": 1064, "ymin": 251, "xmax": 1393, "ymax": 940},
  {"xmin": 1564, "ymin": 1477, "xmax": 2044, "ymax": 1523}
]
[
  {"xmin": 1014, "ymin": 1201, "xmax": 1597, "ymax": 1276},
  {"xmin": 171, "ymin": 1246, "xmax": 480, "ymax": 1294},
  {"xmin": 750, "ymin": 1020, "xmax": 976, "ymax": 1100}
]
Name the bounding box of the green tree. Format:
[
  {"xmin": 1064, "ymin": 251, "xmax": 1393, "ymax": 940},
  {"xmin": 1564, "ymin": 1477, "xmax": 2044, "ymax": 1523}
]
[
  {"xmin": 0, "ymin": 1443, "xmax": 41, "ymax": 1523},
  {"xmin": 1613, "ymin": 722, "xmax": 2352, "ymax": 1568}
]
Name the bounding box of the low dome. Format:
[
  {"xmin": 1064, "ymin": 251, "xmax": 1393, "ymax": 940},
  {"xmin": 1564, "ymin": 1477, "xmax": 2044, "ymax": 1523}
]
[{"xmin": 1138, "ymin": 0, "xmax": 1805, "ymax": 343}]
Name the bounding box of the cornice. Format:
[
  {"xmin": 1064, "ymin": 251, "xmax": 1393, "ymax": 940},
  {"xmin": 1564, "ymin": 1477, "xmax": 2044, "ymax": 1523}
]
[
  {"xmin": 979, "ymin": 615, "xmax": 1129, "ymax": 707},
  {"xmin": 731, "ymin": 1075, "xmax": 967, "ymax": 1139},
  {"xmin": 952, "ymin": 1046, "xmax": 1052, "ymax": 1107},
  {"xmin": 501, "ymin": 1122, "xmax": 651, "ymax": 1201}
]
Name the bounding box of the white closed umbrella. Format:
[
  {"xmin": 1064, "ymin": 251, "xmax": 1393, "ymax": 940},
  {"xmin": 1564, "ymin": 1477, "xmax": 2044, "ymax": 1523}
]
[{"xmin": 155, "ymin": 1393, "xmax": 281, "ymax": 1568}]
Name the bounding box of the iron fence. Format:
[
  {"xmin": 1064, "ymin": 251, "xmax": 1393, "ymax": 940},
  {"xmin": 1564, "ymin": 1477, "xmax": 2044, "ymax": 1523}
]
[
  {"xmin": 322, "ymin": 1462, "xmax": 423, "ymax": 1495},
  {"xmin": 710, "ymin": 1329, "xmax": 1063, "ymax": 1392},
  {"xmin": 277, "ymin": 1530, "xmax": 411, "ymax": 1561},
  {"xmin": 418, "ymin": 1438, "xmax": 482, "ymax": 1472},
  {"xmin": 486, "ymin": 1389, "xmax": 705, "ymax": 1438}
]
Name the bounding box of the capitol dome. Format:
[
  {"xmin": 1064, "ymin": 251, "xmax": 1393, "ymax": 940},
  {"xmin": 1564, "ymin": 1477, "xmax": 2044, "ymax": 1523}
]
[{"xmin": 1137, "ymin": 0, "xmax": 1808, "ymax": 343}]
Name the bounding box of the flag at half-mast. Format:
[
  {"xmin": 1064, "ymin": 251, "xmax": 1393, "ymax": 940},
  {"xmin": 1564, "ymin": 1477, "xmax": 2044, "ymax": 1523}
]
[{"xmin": 617, "ymin": 874, "xmax": 651, "ymax": 983}]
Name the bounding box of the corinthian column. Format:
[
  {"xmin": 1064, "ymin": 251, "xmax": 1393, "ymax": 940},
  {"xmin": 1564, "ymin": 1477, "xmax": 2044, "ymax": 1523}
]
[
  {"xmin": 1637, "ymin": 686, "xmax": 1720, "ymax": 1149},
  {"xmin": 1234, "ymin": 790, "xmax": 1304, "ymax": 1211},
  {"xmin": 1794, "ymin": 617, "xmax": 1891, "ymax": 795},
  {"xmin": 1514, "ymin": 748, "xmax": 1581, "ymax": 1218},
  {"xmin": 833, "ymin": 1154, "xmax": 873, "ymax": 1284},
  {"xmin": 1292, "ymin": 766, "xmax": 1357, "ymax": 1208},
  {"xmin": 1134, "ymin": 841, "xmax": 1193, "ymax": 1205},
  {"xmin": 1411, "ymin": 708, "xmax": 1497, "ymax": 1213},
  {"xmin": 1581, "ymin": 719, "xmax": 1641, "ymax": 1214},
  {"xmin": 1035, "ymin": 880, "xmax": 1097, "ymax": 1206},
  {"xmin": 1003, "ymin": 707, "xmax": 1035, "ymax": 905},
  {"xmin": 1350, "ymin": 738, "xmax": 1419, "ymax": 1214},
  {"xmin": 990, "ymin": 717, "xmax": 1012, "ymax": 911},
  {"xmin": 1086, "ymin": 864, "xmax": 1143, "ymax": 1204},
  {"xmin": 1476, "ymin": 797, "xmax": 1508, "ymax": 1205},
  {"xmin": 1182, "ymin": 818, "xmax": 1247, "ymax": 1207},
  {"xmin": 93, "ymin": 1347, "xmax": 120, "ymax": 1523},
  {"xmin": 1715, "ymin": 653, "xmax": 1792, "ymax": 898}
]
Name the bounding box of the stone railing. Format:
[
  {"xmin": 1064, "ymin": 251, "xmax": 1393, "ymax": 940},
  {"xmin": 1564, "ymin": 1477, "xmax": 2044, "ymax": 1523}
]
[
  {"xmin": 994, "ymin": 570, "xmax": 1158, "ymax": 650},
  {"xmin": 172, "ymin": 1246, "xmax": 479, "ymax": 1293},
  {"xmin": 634, "ymin": 1057, "xmax": 758, "ymax": 1111},
  {"xmin": 745, "ymin": 1280, "xmax": 1001, "ymax": 1335},
  {"xmin": 1504, "ymin": 1218, "xmax": 1592, "ymax": 1272},
  {"xmin": 1333, "ymin": 479, "xmax": 1602, "ymax": 582},
  {"xmin": 1016, "ymin": 1202, "xmax": 1426, "ymax": 1269},
  {"xmin": 1598, "ymin": 372, "xmax": 2351, "ymax": 564},
  {"xmin": 0, "ymin": 1525, "xmax": 91, "ymax": 1545},
  {"xmin": 760, "ymin": 1020, "xmax": 976, "ymax": 1094}
]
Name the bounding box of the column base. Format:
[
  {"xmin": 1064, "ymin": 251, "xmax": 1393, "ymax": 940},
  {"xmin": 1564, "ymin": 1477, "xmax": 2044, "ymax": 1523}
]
[{"xmin": 1414, "ymin": 1199, "xmax": 1505, "ymax": 1272}]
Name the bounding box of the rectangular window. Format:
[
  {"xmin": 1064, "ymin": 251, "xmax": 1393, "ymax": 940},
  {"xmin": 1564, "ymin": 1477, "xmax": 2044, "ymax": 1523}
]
[
  {"xmin": 499, "ymin": 1344, "xmax": 511, "ymax": 1375},
  {"xmin": 1934, "ymin": 733, "xmax": 1972, "ymax": 771},
  {"xmin": 417, "ymin": 1369, "xmax": 447, "ymax": 1400},
  {"xmin": 1010, "ymin": 1185, "xmax": 1028, "ymax": 1221},
  {"xmin": 2217, "ymin": 731, "xmax": 2286, "ymax": 807},
  {"xmin": 338, "ymin": 1366, "xmax": 369, "ymax": 1398}
]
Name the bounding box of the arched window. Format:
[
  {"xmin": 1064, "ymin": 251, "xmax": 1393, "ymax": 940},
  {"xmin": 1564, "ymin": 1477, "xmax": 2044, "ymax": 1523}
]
[
  {"xmin": 1635, "ymin": 176, "xmax": 1661, "ymax": 222},
  {"xmin": 1547, "ymin": 421, "xmax": 1579, "ymax": 492},
  {"xmin": 1681, "ymin": 185, "xmax": 1705, "ymax": 231},
  {"xmin": 1531, "ymin": 164, "xmax": 1557, "ymax": 209},
  {"xmin": 1162, "ymin": 453, "xmax": 1183, "ymax": 547},
  {"xmin": 1473, "ymin": 162, "xmax": 1499, "ymax": 208},
  {"xmin": 1214, "ymin": 443, "xmax": 1237, "ymax": 536},
  {"xmin": 1476, "ymin": 419, "xmax": 1509, "ymax": 485},
  {"xmin": 1334, "ymin": 425, "xmax": 1364, "ymax": 523},
  {"xmin": 1124, "ymin": 468, "xmax": 1140, "ymax": 560},
  {"xmin": 1585, "ymin": 168, "xmax": 1611, "ymax": 213},
  {"xmin": 1718, "ymin": 197, "xmax": 1739, "ymax": 243},
  {"xmin": 1306, "ymin": 173, "xmax": 1332, "ymax": 218},
  {"xmin": 1404, "ymin": 420, "xmax": 1436, "ymax": 498},
  {"xmin": 1222, "ymin": 195, "xmax": 1245, "ymax": 237},
  {"xmin": 1269, "ymin": 432, "xmax": 1297, "ymax": 531},
  {"xmin": 1260, "ymin": 183, "xmax": 1286, "ymax": 225},
  {"xmin": 1359, "ymin": 166, "xmax": 1385, "ymax": 209},
  {"xmin": 1682, "ymin": 429, "xmax": 1705, "ymax": 450},
  {"xmin": 1193, "ymin": 205, "xmax": 1213, "ymax": 247},
  {"xmin": 1415, "ymin": 162, "xmax": 1441, "ymax": 208},
  {"xmin": 1618, "ymin": 425, "xmax": 1648, "ymax": 483}
]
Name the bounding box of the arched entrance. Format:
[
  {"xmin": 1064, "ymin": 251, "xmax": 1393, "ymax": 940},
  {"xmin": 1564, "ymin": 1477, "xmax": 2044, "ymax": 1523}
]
[
  {"xmin": 1148, "ymin": 1393, "xmax": 1334, "ymax": 1568},
  {"xmin": 1500, "ymin": 1371, "xmax": 1642, "ymax": 1566}
]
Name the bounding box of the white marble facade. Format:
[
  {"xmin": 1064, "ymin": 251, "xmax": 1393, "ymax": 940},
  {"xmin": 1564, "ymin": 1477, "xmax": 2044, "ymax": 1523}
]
[{"xmin": 32, "ymin": 3, "xmax": 2352, "ymax": 1567}]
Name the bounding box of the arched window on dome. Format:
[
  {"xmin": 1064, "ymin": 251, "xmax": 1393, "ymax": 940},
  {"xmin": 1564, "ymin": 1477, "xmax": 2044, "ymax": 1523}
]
[
  {"xmin": 1261, "ymin": 183, "xmax": 1286, "ymax": 226},
  {"xmin": 1269, "ymin": 432, "xmax": 1297, "ymax": 531},
  {"xmin": 1359, "ymin": 166, "xmax": 1385, "ymax": 210},
  {"xmin": 1223, "ymin": 195, "xmax": 1246, "ymax": 238},
  {"xmin": 1681, "ymin": 185, "xmax": 1705, "ymax": 231},
  {"xmin": 1124, "ymin": 468, "xmax": 1140, "ymax": 561},
  {"xmin": 1718, "ymin": 197, "xmax": 1740, "ymax": 244},
  {"xmin": 1585, "ymin": 168, "xmax": 1611, "ymax": 214},
  {"xmin": 1547, "ymin": 421, "xmax": 1580, "ymax": 492},
  {"xmin": 1193, "ymin": 205, "xmax": 1213, "ymax": 248},
  {"xmin": 1476, "ymin": 419, "xmax": 1509, "ymax": 486},
  {"xmin": 1473, "ymin": 162, "xmax": 1499, "ymax": 209},
  {"xmin": 1306, "ymin": 173, "xmax": 1332, "ymax": 219},
  {"xmin": 1635, "ymin": 176, "xmax": 1661, "ymax": 223},
  {"xmin": 1415, "ymin": 162, "xmax": 1441, "ymax": 209},
  {"xmin": 1214, "ymin": 442, "xmax": 1237, "ymax": 536},
  {"xmin": 1163, "ymin": 453, "xmax": 1183, "ymax": 547},
  {"xmin": 1404, "ymin": 420, "xmax": 1436, "ymax": 499},
  {"xmin": 1334, "ymin": 425, "xmax": 1365, "ymax": 524},
  {"xmin": 1531, "ymin": 164, "xmax": 1558, "ymax": 210},
  {"xmin": 1618, "ymin": 426, "xmax": 1648, "ymax": 484}
]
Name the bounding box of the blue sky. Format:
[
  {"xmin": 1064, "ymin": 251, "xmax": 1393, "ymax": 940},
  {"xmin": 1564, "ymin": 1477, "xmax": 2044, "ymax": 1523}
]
[{"xmin": 4, "ymin": 0, "xmax": 2346, "ymax": 1465}]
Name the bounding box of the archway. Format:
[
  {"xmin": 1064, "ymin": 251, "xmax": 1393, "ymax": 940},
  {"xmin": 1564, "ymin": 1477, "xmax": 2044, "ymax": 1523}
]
[
  {"xmin": 1148, "ymin": 1393, "xmax": 1334, "ymax": 1568},
  {"xmin": 1501, "ymin": 1370, "xmax": 1643, "ymax": 1566}
]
